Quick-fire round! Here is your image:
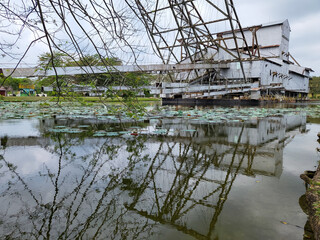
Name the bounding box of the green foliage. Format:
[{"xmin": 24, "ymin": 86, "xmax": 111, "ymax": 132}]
[
  {"xmin": 37, "ymin": 52, "xmax": 155, "ymax": 87},
  {"xmin": 123, "ymin": 73, "xmax": 152, "ymax": 87},
  {"xmin": 37, "ymin": 52, "xmax": 124, "ymax": 88},
  {"xmin": 38, "ymin": 51, "xmax": 72, "ymax": 68},
  {"xmin": 1, "ymin": 77, "xmax": 33, "ymax": 91},
  {"xmin": 309, "ymin": 76, "xmax": 320, "ymax": 98},
  {"xmin": 35, "ymin": 76, "xmax": 56, "ymax": 90},
  {"xmin": 66, "ymin": 54, "xmax": 122, "ymax": 67},
  {"xmin": 102, "ymin": 72, "xmax": 156, "ymax": 88},
  {"xmin": 143, "ymin": 88, "xmax": 152, "ymax": 97},
  {"xmin": 38, "ymin": 52, "xmax": 122, "ymax": 69},
  {"xmin": 36, "ymin": 52, "xmax": 155, "ymax": 108},
  {"xmin": 120, "ymin": 90, "xmax": 136, "ymax": 99}
]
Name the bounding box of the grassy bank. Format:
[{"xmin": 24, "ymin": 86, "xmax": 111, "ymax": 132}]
[
  {"xmin": 1, "ymin": 96, "xmax": 161, "ymax": 103},
  {"xmin": 309, "ymin": 94, "xmax": 320, "ymax": 99}
]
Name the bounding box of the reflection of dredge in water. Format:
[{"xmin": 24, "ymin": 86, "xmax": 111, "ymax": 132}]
[
  {"xmin": 154, "ymin": 113, "xmax": 306, "ymax": 177},
  {"xmin": 120, "ymin": 115, "xmax": 306, "ymax": 239},
  {"xmin": 2, "ymin": 114, "xmax": 306, "ymax": 178},
  {"xmin": 125, "ymin": 129, "xmax": 247, "ymax": 239},
  {"xmin": 0, "ymin": 114, "xmax": 307, "ymax": 239}
]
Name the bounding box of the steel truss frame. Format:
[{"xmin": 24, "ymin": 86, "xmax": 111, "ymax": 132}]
[{"xmin": 134, "ymin": 0, "xmax": 257, "ymax": 83}]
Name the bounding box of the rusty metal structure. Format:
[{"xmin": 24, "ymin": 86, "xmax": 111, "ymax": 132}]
[
  {"xmin": 133, "ymin": 0, "xmax": 250, "ymax": 70},
  {"xmin": 0, "ymin": 0, "xmax": 313, "ymax": 100},
  {"xmin": 129, "ymin": 0, "xmax": 252, "ymax": 91},
  {"xmin": 131, "ymin": 0, "xmax": 312, "ymax": 99}
]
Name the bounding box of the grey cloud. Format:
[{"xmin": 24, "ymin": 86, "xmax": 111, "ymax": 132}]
[
  {"xmin": 235, "ymin": 0, "xmax": 320, "ymax": 75},
  {"xmin": 272, "ymin": 0, "xmax": 320, "ymax": 20}
]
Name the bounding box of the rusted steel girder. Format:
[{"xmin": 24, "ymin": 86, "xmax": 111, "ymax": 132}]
[{"xmin": 132, "ymin": 0, "xmax": 258, "ymax": 85}]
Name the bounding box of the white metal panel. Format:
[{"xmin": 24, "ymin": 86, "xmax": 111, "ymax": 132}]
[
  {"xmin": 284, "ymin": 72, "xmax": 309, "ymax": 92},
  {"xmin": 260, "ymin": 60, "xmax": 289, "ymax": 87},
  {"xmin": 280, "ymin": 19, "xmax": 290, "ymax": 61},
  {"xmin": 289, "ymin": 64, "xmax": 310, "ymax": 76},
  {"xmin": 220, "ymin": 61, "xmax": 262, "ymax": 79}
]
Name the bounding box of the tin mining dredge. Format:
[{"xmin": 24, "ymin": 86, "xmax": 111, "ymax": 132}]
[{"xmin": 1, "ymin": 0, "xmax": 312, "ymax": 104}]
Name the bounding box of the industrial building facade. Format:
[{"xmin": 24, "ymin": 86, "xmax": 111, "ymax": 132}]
[{"xmin": 156, "ymin": 20, "xmax": 312, "ymax": 100}]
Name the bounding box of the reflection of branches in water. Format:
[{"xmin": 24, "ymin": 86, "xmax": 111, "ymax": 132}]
[
  {"xmin": 0, "ymin": 124, "xmax": 258, "ymax": 239},
  {"xmin": 125, "ymin": 126, "xmax": 254, "ymax": 239},
  {"xmin": 0, "ymin": 134, "xmax": 157, "ymax": 239},
  {"xmin": 244, "ymin": 145, "xmax": 257, "ymax": 176}
]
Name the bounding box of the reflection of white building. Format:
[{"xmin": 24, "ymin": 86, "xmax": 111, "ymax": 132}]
[
  {"xmin": 121, "ymin": 114, "xmax": 308, "ymax": 239},
  {"xmin": 156, "ymin": 114, "xmax": 306, "ymax": 177},
  {"xmin": 1, "ymin": 113, "xmax": 307, "ymax": 178}
]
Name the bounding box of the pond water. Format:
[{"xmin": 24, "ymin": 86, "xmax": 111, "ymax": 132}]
[{"xmin": 1, "ymin": 102, "xmax": 320, "ymax": 239}]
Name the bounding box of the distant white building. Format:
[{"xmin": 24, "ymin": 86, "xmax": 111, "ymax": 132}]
[
  {"xmin": 158, "ymin": 20, "xmax": 312, "ymax": 99},
  {"xmin": 216, "ymin": 20, "xmax": 312, "ymax": 98}
]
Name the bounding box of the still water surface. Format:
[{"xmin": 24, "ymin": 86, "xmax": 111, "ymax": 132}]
[{"xmin": 0, "ymin": 104, "xmax": 319, "ymax": 239}]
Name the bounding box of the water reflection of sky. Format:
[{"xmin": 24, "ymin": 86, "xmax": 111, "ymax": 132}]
[
  {"xmin": 0, "ymin": 119, "xmax": 40, "ymax": 137},
  {"xmin": 3, "ymin": 146, "xmax": 55, "ymax": 174},
  {"xmin": 0, "ymin": 112, "xmax": 318, "ymax": 240}
]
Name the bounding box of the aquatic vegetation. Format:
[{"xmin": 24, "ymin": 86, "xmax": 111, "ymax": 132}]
[{"xmin": 0, "ymin": 101, "xmax": 318, "ymax": 138}]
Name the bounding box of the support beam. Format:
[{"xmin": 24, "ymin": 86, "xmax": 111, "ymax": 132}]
[{"xmin": 1, "ymin": 63, "xmax": 224, "ymax": 78}]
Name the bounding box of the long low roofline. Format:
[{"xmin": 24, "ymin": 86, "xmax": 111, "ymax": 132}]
[
  {"xmin": 0, "ymin": 63, "xmax": 224, "ymax": 78},
  {"xmin": 0, "ymin": 57, "xmax": 313, "ymax": 78}
]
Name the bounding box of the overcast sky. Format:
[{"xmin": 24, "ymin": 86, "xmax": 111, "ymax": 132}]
[{"xmin": 234, "ymin": 0, "xmax": 320, "ymax": 76}]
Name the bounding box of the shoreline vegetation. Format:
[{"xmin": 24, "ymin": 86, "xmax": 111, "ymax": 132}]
[
  {"xmin": 2, "ymin": 96, "xmax": 320, "ymax": 103},
  {"xmin": 0, "ymin": 96, "xmax": 161, "ymax": 103},
  {"xmin": 301, "ymin": 167, "xmax": 320, "ymax": 240}
]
